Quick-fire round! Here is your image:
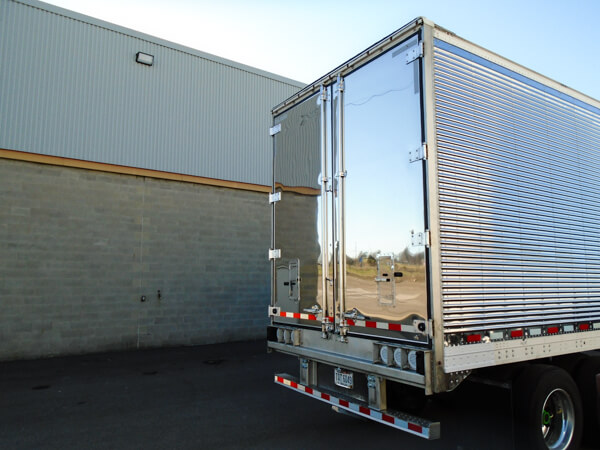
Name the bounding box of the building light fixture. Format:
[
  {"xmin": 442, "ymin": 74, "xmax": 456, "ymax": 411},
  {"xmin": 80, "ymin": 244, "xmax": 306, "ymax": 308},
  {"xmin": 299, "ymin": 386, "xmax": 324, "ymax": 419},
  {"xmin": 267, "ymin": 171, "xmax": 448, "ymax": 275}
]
[{"xmin": 136, "ymin": 52, "xmax": 154, "ymax": 66}]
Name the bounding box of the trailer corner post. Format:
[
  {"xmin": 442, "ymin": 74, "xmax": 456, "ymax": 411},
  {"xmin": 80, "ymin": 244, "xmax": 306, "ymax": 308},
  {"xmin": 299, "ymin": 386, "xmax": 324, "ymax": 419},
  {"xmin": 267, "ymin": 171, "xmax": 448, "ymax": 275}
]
[{"xmin": 420, "ymin": 20, "xmax": 447, "ymax": 394}]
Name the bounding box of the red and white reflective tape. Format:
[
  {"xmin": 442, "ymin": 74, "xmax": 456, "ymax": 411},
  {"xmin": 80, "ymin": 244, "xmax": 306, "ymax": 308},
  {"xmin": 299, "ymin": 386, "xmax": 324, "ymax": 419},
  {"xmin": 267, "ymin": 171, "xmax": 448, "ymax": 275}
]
[
  {"xmin": 274, "ymin": 311, "xmax": 319, "ymax": 321},
  {"xmin": 271, "ymin": 310, "xmax": 417, "ymax": 334},
  {"xmin": 274, "ymin": 375, "xmax": 439, "ymax": 439},
  {"xmin": 345, "ymin": 318, "xmax": 416, "ymax": 333}
]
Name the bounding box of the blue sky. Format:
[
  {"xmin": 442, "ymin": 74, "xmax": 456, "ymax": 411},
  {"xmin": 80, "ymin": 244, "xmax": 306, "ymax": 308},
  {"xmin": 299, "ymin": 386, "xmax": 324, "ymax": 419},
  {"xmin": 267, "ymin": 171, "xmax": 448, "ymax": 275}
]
[{"xmin": 48, "ymin": 0, "xmax": 600, "ymax": 101}]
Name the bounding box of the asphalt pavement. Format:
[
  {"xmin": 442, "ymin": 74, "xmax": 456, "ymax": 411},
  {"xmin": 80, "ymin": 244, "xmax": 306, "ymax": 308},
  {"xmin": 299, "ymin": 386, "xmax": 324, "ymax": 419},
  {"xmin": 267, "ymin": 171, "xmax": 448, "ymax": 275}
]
[{"xmin": 0, "ymin": 339, "xmax": 526, "ymax": 449}]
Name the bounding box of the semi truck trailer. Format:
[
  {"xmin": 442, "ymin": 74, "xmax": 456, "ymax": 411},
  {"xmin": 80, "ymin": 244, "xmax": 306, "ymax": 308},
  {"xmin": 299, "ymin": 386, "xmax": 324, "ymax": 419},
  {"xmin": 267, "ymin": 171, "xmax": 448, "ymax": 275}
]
[{"xmin": 267, "ymin": 17, "xmax": 600, "ymax": 449}]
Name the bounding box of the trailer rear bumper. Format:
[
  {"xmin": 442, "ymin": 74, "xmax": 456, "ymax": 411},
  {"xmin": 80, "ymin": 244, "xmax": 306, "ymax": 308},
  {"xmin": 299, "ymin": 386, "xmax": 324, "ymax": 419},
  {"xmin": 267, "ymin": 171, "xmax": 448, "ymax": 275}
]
[
  {"xmin": 267, "ymin": 328, "xmax": 427, "ymax": 389},
  {"xmin": 274, "ymin": 373, "xmax": 440, "ymax": 440}
]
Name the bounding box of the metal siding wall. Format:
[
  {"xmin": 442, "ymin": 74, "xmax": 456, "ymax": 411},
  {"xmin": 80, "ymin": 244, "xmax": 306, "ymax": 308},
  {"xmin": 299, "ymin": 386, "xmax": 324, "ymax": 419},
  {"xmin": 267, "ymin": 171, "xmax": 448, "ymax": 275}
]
[
  {"xmin": 433, "ymin": 40, "xmax": 600, "ymax": 334},
  {"xmin": 0, "ymin": 0, "xmax": 301, "ymax": 186}
]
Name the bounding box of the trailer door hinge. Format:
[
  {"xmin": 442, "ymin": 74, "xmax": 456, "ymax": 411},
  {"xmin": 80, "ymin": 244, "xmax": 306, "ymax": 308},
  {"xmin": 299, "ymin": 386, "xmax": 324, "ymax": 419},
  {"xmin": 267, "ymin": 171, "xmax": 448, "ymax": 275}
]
[
  {"xmin": 270, "ymin": 123, "xmax": 282, "ymax": 136},
  {"xmin": 405, "ymin": 41, "xmax": 423, "ymax": 64},
  {"xmin": 269, "ymin": 249, "xmax": 281, "ymax": 260},
  {"xmin": 269, "ymin": 192, "xmax": 281, "ymax": 204},
  {"xmin": 319, "ymin": 85, "xmax": 328, "ymax": 101},
  {"xmin": 411, "ymin": 230, "xmax": 430, "ymax": 247},
  {"xmin": 409, "ymin": 143, "xmax": 427, "ymax": 162}
]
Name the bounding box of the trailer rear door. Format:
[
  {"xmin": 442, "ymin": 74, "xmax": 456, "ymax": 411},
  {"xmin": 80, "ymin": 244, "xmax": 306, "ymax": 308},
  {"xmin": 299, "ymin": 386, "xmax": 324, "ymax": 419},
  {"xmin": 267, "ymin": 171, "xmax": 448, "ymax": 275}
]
[
  {"xmin": 340, "ymin": 35, "xmax": 429, "ymax": 343},
  {"xmin": 271, "ymin": 35, "xmax": 429, "ymax": 343},
  {"xmin": 271, "ymin": 92, "xmax": 325, "ymax": 327}
]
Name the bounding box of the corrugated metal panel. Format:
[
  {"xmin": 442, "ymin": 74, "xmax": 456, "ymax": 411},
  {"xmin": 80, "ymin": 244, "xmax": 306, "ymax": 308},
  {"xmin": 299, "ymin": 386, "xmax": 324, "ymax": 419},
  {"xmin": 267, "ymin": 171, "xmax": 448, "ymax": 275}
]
[
  {"xmin": 0, "ymin": 0, "xmax": 303, "ymax": 186},
  {"xmin": 433, "ymin": 39, "xmax": 600, "ymax": 334},
  {"xmin": 273, "ymin": 93, "xmax": 321, "ymax": 191}
]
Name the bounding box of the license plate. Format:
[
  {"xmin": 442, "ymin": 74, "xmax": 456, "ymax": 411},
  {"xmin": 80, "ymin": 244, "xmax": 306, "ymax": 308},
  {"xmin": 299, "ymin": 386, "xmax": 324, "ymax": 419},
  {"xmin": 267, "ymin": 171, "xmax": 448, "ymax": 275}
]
[{"xmin": 334, "ymin": 368, "xmax": 353, "ymax": 389}]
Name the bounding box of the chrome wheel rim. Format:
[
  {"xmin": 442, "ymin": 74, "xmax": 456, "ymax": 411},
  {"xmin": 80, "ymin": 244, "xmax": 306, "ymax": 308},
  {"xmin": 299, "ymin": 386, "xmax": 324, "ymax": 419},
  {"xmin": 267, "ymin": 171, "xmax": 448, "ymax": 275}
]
[{"xmin": 541, "ymin": 388, "xmax": 575, "ymax": 450}]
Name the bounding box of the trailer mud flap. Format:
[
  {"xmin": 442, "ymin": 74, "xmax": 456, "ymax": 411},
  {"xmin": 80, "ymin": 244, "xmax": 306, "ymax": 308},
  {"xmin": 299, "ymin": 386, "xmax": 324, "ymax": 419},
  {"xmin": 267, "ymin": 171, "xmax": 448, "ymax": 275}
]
[{"xmin": 274, "ymin": 374, "xmax": 440, "ymax": 440}]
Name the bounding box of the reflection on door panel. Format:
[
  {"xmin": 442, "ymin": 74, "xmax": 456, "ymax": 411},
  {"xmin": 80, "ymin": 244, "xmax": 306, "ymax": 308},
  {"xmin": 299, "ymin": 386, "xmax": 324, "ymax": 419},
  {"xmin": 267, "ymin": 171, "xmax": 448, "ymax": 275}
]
[
  {"xmin": 376, "ymin": 254, "xmax": 395, "ymax": 305},
  {"xmin": 345, "ymin": 248, "xmax": 426, "ymax": 321},
  {"xmin": 273, "ymin": 93, "xmax": 322, "ymax": 324},
  {"xmin": 288, "ymin": 259, "xmax": 300, "ymax": 302},
  {"xmin": 274, "ymin": 192, "xmax": 319, "ymax": 319},
  {"xmin": 342, "ymin": 35, "xmax": 428, "ymax": 342},
  {"xmin": 271, "ymin": 35, "xmax": 428, "ymax": 342}
]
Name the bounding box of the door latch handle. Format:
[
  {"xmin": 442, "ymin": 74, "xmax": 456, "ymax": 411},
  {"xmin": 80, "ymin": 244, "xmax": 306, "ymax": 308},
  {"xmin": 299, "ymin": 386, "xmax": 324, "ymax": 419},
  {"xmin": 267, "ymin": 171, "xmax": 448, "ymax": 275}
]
[
  {"xmin": 303, "ymin": 305, "xmax": 322, "ymax": 314},
  {"xmin": 344, "ymin": 308, "xmax": 366, "ymax": 320}
]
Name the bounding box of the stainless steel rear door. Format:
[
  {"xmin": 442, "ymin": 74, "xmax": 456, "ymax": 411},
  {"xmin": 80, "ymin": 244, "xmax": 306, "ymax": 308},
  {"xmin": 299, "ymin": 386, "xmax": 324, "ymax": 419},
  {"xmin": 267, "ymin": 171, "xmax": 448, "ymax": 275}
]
[
  {"xmin": 272, "ymin": 35, "xmax": 430, "ymax": 343},
  {"xmin": 272, "ymin": 92, "xmax": 326, "ymax": 326},
  {"xmin": 339, "ymin": 35, "xmax": 429, "ymax": 343}
]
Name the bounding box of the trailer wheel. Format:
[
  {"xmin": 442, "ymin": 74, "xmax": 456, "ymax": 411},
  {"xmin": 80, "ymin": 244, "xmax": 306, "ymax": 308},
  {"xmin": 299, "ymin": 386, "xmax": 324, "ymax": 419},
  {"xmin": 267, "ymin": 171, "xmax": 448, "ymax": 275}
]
[
  {"xmin": 512, "ymin": 365, "xmax": 582, "ymax": 450},
  {"xmin": 574, "ymin": 356, "xmax": 600, "ymax": 447}
]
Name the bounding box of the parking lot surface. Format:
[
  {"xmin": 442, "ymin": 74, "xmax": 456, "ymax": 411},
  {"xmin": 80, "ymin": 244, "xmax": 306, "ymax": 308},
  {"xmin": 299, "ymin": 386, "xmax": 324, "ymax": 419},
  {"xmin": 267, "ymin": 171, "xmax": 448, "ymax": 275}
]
[{"xmin": 0, "ymin": 339, "xmax": 530, "ymax": 449}]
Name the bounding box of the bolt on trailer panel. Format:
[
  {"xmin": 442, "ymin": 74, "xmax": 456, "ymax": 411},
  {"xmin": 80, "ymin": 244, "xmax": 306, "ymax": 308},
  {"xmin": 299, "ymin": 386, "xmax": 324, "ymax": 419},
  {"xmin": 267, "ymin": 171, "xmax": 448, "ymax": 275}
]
[
  {"xmin": 269, "ymin": 30, "xmax": 431, "ymax": 345},
  {"xmin": 428, "ymin": 28, "xmax": 600, "ymax": 372}
]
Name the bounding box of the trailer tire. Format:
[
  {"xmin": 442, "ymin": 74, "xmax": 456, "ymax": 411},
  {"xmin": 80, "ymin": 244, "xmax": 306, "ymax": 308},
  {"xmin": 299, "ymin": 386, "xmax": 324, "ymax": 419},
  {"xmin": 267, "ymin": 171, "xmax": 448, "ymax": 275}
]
[
  {"xmin": 512, "ymin": 365, "xmax": 582, "ymax": 450},
  {"xmin": 574, "ymin": 356, "xmax": 600, "ymax": 447}
]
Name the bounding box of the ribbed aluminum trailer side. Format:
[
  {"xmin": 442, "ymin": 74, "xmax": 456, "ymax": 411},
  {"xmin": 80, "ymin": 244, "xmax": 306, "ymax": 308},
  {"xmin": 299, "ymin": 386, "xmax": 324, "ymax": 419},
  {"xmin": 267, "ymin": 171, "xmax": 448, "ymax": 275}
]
[{"xmin": 267, "ymin": 17, "xmax": 600, "ymax": 449}]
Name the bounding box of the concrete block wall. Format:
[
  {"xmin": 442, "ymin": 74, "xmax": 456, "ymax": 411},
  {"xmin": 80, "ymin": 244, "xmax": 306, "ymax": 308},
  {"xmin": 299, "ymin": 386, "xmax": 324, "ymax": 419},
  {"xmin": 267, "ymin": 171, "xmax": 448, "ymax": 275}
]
[{"xmin": 0, "ymin": 158, "xmax": 270, "ymax": 360}]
